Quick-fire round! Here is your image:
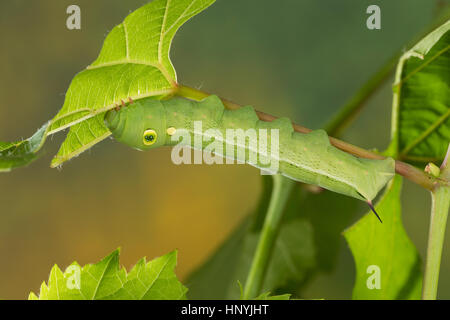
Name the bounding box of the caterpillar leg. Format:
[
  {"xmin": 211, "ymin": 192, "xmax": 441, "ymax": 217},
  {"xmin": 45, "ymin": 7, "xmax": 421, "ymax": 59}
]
[{"xmin": 114, "ymin": 97, "xmax": 135, "ymax": 111}]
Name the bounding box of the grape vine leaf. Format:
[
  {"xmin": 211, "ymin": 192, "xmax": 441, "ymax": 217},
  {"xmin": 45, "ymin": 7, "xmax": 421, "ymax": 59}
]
[
  {"xmin": 0, "ymin": 122, "xmax": 49, "ymax": 172},
  {"xmin": 28, "ymin": 249, "xmax": 187, "ymax": 300},
  {"xmin": 393, "ymin": 20, "xmax": 450, "ymax": 164},
  {"xmin": 49, "ymin": 0, "xmax": 215, "ymax": 167},
  {"xmin": 343, "ymin": 176, "xmax": 422, "ymax": 300}
]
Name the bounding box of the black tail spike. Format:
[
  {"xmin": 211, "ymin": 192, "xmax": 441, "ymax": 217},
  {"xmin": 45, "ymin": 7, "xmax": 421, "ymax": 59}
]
[{"xmin": 367, "ymin": 201, "xmax": 382, "ymax": 224}]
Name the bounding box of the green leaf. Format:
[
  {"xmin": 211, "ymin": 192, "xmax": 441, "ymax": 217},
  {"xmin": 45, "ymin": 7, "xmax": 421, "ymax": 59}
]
[
  {"xmin": 104, "ymin": 251, "xmax": 187, "ymax": 300},
  {"xmin": 0, "ymin": 122, "xmax": 49, "ymax": 172},
  {"xmin": 50, "ymin": 114, "xmax": 111, "ymax": 167},
  {"xmin": 29, "ymin": 249, "xmax": 187, "ymax": 300},
  {"xmin": 393, "ymin": 20, "xmax": 450, "ymax": 164},
  {"xmin": 49, "ymin": 0, "xmax": 216, "ymax": 167},
  {"xmin": 343, "ymin": 176, "xmax": 422, "ymax": 300},
  {"xmin": 254, "ymin": 291, "xmax": 291, "ymax": 300}
]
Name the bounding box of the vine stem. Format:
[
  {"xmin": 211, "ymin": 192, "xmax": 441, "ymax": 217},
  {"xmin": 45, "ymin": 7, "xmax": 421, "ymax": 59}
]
[
  {"xmin": 242, "ymin": 175, "xmax": 295, "ymax": 299},
  {"xmin": 422, "ymin": 148, "xmax": 450, "ymax": 300},
  {"xmin": 176, "ymin": 85, "xmax": 442, "ymax": 191}
]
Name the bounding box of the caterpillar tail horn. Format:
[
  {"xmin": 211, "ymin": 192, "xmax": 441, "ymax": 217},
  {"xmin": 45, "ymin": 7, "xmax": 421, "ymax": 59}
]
[{"xmin": 367, "ymin": 200, "xmax": 382, "ymax": 224}]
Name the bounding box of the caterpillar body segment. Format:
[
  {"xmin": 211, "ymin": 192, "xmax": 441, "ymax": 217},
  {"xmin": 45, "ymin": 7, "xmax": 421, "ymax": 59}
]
[{"xmin": 105, "ymin": 95, "xmax": 395, "ymax": 204}]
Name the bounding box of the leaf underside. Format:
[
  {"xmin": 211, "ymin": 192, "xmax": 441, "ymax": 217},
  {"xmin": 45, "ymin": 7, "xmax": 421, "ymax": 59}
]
[
  {"xmin": 49, "ymin": 0, "xmax": 215, "ymax": 167},
  {"xmin": 0, "ymin": 123, "xmax": 49, "ymax": 172}
]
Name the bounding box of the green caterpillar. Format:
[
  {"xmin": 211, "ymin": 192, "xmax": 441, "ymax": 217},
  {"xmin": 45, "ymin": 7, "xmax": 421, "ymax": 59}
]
[{"xmin": 105, "ymin": 95, "xmax": 395, "ymax": 222}]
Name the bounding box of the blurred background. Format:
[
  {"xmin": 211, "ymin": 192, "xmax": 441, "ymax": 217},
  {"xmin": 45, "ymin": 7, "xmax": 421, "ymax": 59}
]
[{"xmin": 0, "ymin": 0, "xmax": 449, "ymax": 299}]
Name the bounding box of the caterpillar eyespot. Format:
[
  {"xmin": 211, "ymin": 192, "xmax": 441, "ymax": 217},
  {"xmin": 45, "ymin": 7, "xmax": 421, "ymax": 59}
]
[
  {"xmin": 105, "ymin": 95, "xmax": 395, "ymax": 220},
  {"xmin": 143, "ymin": 129, "xmax": 157, "ymax": 145}
]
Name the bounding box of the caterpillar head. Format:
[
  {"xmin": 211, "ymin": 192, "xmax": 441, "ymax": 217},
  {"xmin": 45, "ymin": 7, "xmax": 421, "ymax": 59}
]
[{"xmin": 105, "ymin": 98, "xmax": 166, "ymax": 151}]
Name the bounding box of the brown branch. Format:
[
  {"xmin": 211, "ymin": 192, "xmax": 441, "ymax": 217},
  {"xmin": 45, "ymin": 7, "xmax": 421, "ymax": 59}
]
[{"xmin": 176, "ymin": 85, "xmax": 441, "ymax": 191}]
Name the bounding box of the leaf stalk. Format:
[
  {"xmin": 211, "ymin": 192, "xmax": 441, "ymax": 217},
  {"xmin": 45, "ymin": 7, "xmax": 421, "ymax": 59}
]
[
  {"xmin": 242, "ymin": 175, "xmax": 295, "ymax": 299},
  {"xmin": 422, "ymin": 147, "xmax": 450, "ymax": 299}
]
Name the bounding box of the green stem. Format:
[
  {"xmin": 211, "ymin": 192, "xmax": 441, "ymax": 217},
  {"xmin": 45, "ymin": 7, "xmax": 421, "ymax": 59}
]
[
  {"xmin": 242, "ymin": 175, "xmax": 295, "ymax": 299},
  {"xmin": 422, "ymin": 164, "xmax": 450, "ymax": 300}
]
